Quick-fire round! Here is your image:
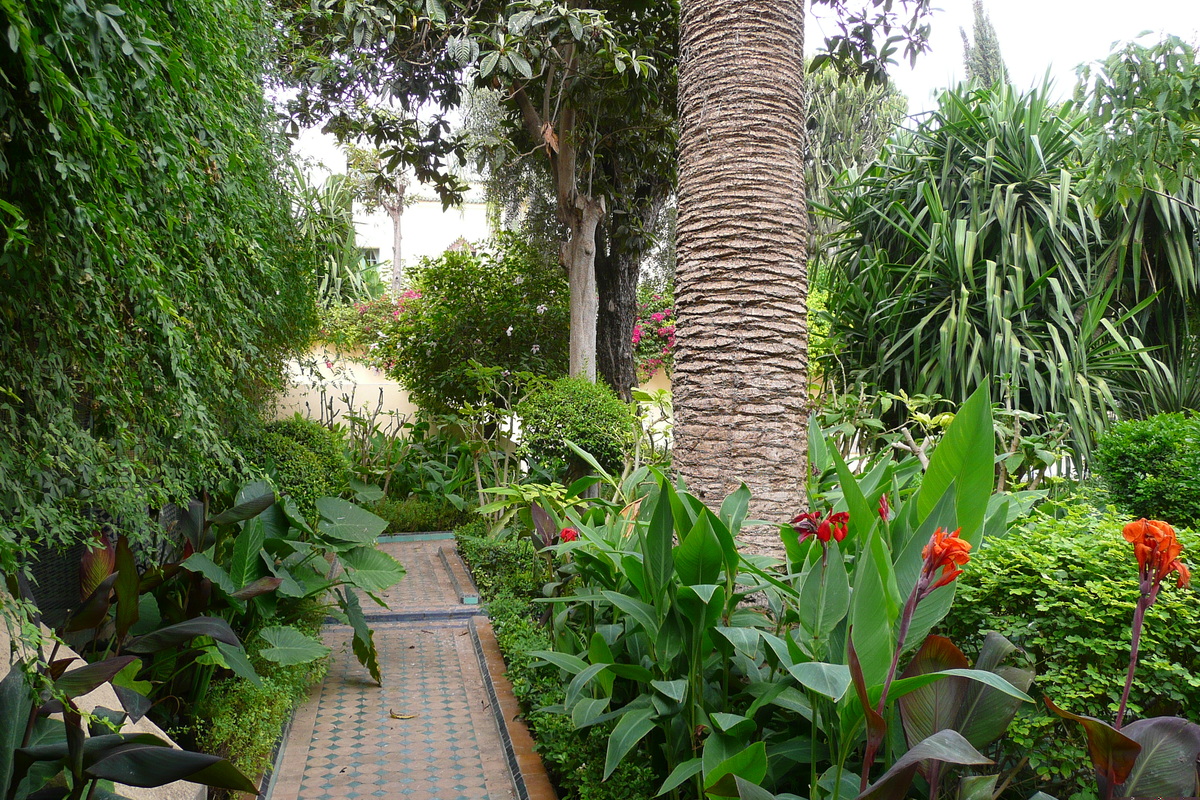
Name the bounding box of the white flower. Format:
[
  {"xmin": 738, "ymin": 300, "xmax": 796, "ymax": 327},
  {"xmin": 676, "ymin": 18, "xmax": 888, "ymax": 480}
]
[
  {"xmin": 506, "ymin": 325, "xmax": 513, "ymax": 336},
  {"xmin": 536, "ymin": 304, "xmax": 547, "ymax": 315},
  {"xmin": 514, "ymin": 275, "xmax": 525, "ymax": 285},
  {"xmin": 531, "ymin": 344, "xmax": 540, "ymax": 354}
]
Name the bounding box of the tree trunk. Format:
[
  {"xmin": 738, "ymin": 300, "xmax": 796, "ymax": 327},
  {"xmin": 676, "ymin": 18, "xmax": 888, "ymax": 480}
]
[
  {"xmin": 562, "ymin": 195, "xmax": 604, "ymax": 380},
  {"xmin": 676, "ymin": 0, "xmax": 809, "ymax": 552},
  {"xmin": 388, "ymin": 181, "xmax": 406, "ymax": 295},
  {"xmin": 596, "ymin": 220, "xmax": 639, "ymax": 401}
]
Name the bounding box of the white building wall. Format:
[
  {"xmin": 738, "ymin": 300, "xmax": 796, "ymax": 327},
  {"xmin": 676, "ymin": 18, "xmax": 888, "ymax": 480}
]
[{"xmin": 355, "ymin": 199, "xmax": 492, "ymax": 285}]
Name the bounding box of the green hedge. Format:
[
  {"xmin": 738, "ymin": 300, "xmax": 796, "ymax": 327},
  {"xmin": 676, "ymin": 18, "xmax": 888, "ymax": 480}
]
[
  {"xmin": 940, "ymin": 502, "xmax": 1200, "ymax": 797},
  {"xmin": 371, "ymin": 496, "xmax": 471, "ymax": 533},
  {"xmin": 1094, "ymin": 412, "xmax": 1200, "ymax": 527},
  {"xmin": 454, "ymin": 525, "xmax": 656, "ymax": 800},
  {"xmin": 241, "ymin": 431, "xmax": 334, "ymax": 520},
  {"xmin": 516, "ymin": 376, "xmax": 635, "ymax": 480},
  {"xmin": 267, "ymin": 417, "xmax": 350, "ymax": 494}
]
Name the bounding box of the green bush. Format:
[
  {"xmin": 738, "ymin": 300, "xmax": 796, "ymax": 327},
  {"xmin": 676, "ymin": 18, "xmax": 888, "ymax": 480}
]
[
  {"xmin": 456, "ymin": 526, "xmax": 655, "ymax": 800},
  {"xmin": 194, "ymin": 603, "xmax": 329, "ymax": 785},
  {"xmin": 1094, "ymin": 412, "xmax": 1200, "ymax": 527},
  {"xmin": 267, "ymin": 416, "xmax": 350, "ymax": 494},
  {"xmin": 369, "ymin": 234, "xmax": 570, "ymax": 413},
  {"xmin": 940, "ymin": 502, "xmax": 1200, "ymax": 797},
  {"xmin": 241, "ymin": 431, "xmax": 334, "ymax": 520},
  {"xmin": 517, "ymin": 377, "xmax": 635, "ymax": 479},
  {"xmin": 372, "ymin": 496, "xmax": 471, "ymax": 533},
  {"xmin": 455, "ymin": 524, "xmax": 549, "ymax": 600}
]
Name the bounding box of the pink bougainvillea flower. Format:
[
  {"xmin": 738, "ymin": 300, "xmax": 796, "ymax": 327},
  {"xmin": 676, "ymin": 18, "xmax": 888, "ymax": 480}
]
[{"xmin": 560, "ymin": 527, "xmax": 579, "ymax": 542}]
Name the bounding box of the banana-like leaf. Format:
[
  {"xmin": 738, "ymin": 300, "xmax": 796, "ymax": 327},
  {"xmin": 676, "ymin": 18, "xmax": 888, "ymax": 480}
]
[
  {"xmin": 85, "ymin": 742, "xmax": 258, "ymax": 792},
  {"xmin": 603, "ymin": 706, "xmax": 655, "ymax": 780},
  {"xmin": 124, "ymin": 617, "xmax": 240, "ymax": 653},
  {"xmin": 113, "ymin": 536, "xmax": 139, "ymax": 641},
  {"xmin": 79, "ymin": 533, "xmax": 116, "ymax": 602},
  {"xmin": 63, "ymin": 573, "xmax": 119, "ymax": 633},
  {"xmin": 705, "ymin": 742, "xmax": 768, "ymax": 797},
  {"xmin": 855, "ymin": 729, "xmax": 992, "ymax": 800},
  {"xmin": 53, "ymin": 657, "xmax": 138, "ymax": 700},
  {"xmin": 898, "ymin": 635, "xmax": 969, "ymax": 766},
  {"xmin": 1044, "ymin": 696, "xmax": 1141, "ymax": 796},
  {"xmin": 209, "ymin": 487, "xmax": 274, "ymax": 527},
  {"xmin": 1119, "ymin": 716, "xmax": 1200, "ymax": 797}
]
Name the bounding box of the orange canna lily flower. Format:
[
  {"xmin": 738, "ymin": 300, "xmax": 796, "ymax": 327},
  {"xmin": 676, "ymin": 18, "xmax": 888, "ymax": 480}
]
[
  {"xmin": 921, "ymin": 527, "xmax": 971, "ymax": 590},
  {"xmin": 1122, "ymin": 518, "xmax": 1190, "ymax": 589}
]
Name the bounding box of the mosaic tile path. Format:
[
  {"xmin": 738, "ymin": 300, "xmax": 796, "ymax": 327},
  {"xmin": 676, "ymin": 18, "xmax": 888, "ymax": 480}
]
[{"xmin": 267, "ymin": 535, "xmax": 555, "ymax": 800}]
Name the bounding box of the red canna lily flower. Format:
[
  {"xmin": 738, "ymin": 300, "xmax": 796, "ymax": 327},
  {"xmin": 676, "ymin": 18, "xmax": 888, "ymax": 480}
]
[
  {"xmin": 790, "ymin": 510, "xmax": 849, "ymax": 544},
  {"xmin": 1122, "ymin": 518, "xmax": 1190, "ymax": 589},
  {"xmin": 920, "ymin": 527, "xmax": 971, "ymax": 590},
  {"xmin": 559, "ymin": 527, "xmax": 579, "ymax": 542},
  {"xmin": 878, "ymin": 494, "xmax": 891, "ymax": 523}
]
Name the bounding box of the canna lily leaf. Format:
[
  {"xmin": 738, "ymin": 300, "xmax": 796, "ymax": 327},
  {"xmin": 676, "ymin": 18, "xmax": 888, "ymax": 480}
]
[
  {"xmin": 898, "ymin": 635, "xmax": 969, "ymax": 768},
  {"xmin": 125, "ymin": 617, "xmax": 240, "ymax": 653},
  {"xmin": 706, "ymin": 741, "xmax": 768, "ymax": 797},
  {"xmin": 85, "ymin": 741, "xmax": 258, "ymax": 792},
  {"xmin": 63, "ymin": 573, "xmax": 120, "ymax": 633},
  {"xmin": 209, "ymin": 487, "xmax": 274, "ymax": 527},
  {"xmin": 1118, "ymin": 716, "xmax": 1200, "ymax": 797},
  {"xmin": 787, "ymin": 662, "xmax": 853, "ymax": 702},
  {"xmin": 604, "ymin": 706, "xmax": 655, "ymax": 780},
  {"xmin": 54, "ymin": 656, "xmax": 138, "ymax": 699},
  {"xmin": 230, "ymin": 576, "xmax": 282, "ymax": 600},
  {"xmin": 1044, "ymin": 696, "xmax": 1141, "ymax": 797},
  {"xmin": 79, "ymin": 532, "xmax": 116, "ymax": 601},
  {"xmin": 855, "ymin": 729, "xmax": 992, "ymax": 800},
  {"xmin": 113, "ymin": 536, "xmax": 139, "ymax": 640},
  {"xmin": 657, "ymin": 758, "xmax": 703, "ymax": 796}
]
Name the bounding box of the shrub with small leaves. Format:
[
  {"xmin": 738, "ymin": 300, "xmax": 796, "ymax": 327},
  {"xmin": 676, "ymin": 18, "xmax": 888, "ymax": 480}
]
[
  {"xmin": 1094, "ymin": 412, "xmax": 1200, "ymax": 527},
  {"xmin": 240, "ymin": 431, "xmax": 334, "ymax": 520},
  {"xmin": 940, "ymin": 501, "xmax": 1200, "ymax": 797},
  {"xmin": 516, "ymin": 377, "xmax": 635, "ymax": 480},
  {"xmin": 267, "ymin": 416, "xmax": 350, "ymax": 495}
]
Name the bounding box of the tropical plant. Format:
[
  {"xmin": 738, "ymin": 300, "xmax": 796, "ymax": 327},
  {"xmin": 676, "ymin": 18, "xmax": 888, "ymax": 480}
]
[
  {"xmin": 524, "ymin": 386, "xmax": 1037, "ymax": 799},
  {"xmin": 1044, "ymin": 518, "xmax": 1199, "ymax": 800},
  {"xmin": 517, "ymin": 377, "xmax": 636, "ymax": 482},
  {"xmin": 291, "ymin": 164, "xmax": 385, "ymax": 308},
  {"xmin": 819, "ymin": 82, "xmax": 1147, "ymax": 467}
]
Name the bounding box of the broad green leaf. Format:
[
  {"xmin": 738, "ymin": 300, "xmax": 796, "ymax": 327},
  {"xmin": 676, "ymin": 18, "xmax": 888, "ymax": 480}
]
[
  {"xmin": 181, "ymin": 553, "xmax": 237, "ymax": 597},
  {"xmin": 674, "ymin": 512, "xmax": 722, "ymax": 586},
  {"xmin": 214, "ymin": 642, "xmax": 262, "ymax": 689},
  {"xmin": 710, "ymin": 713, "xmax": 755, "ymax": 738},
  {"xmin": 958, "ymin": 775, "xmax": 998, "ymax": 800},
  {"xmin": 656, "ymin": 758, "xmax": 702, "ymax": 796},
  {"xmin": 874, "ymin": 668, "xmax": 1033, "ymax": 708},
  {"xmin": 849, "ymin": 530, "xmax": 896, "ymax": 687},
  {"xmin": 787, "ymin": 662, "xmax": 852, "ymax": 701},
  {"xmin": 651, "ymin": 679, "xmax": 687, "ymax": 703},
  {"xmin": 601, "ymin": 591, "xmax": 660, "ymax": 639},
  {"xmin": 799, "ymin": 542, "xmax": 851, "ymax": 639},
  {"xmin": 705, "ymin": 742, "xmax": 768, "ymax": 797},
  {"xmin": 341, "ymin": 588, "xmax": 381, "ymax": 684},
  {"xmin": 339, "ymin": 547, "xmax": 405, "ymax": 594},
  {"xmin": 918, "ymin": 384, "xmax": 993, "ymax": 542},
  {"xmin": 530, "ymin": 650, "xmax": 588, "ymax": 675},
  {"xmin": 54, "ymin": 657, "xmax": 138, "ymax": 699},
  {"xmin": 604, "ymin": 707, "xmax": 655, "ymax": 779},
  {"xmin": 0, "ymin": 666, "xmax": 34, "ymax": 796},
  {"xmin": 210, "ymin": 488, "xmax": 274, "ymax": 527},
  {"xmin": 829, "ymin": 446, "xmax": 873, "ymax": 544},
  {"xmin": 229, "ymin": 517, "xmax": 266, "ymax": 590},
  {"xmin": 349, "ymin": 479, "xmax": 385, "ymax": 503},
  {"xmin": 719, "ymin": 483, "xmax": 752, "ymax": 537},
  {"xmin": 317, "ymin": 498, "xmax": 388, "ymax": 543},
  {"xmin": 571, "ymin": 696, "xmax": 610, "ymax": 728},
  {"xmin": 257, "ymin": 626, "xmax": 331, "ymax": 667},
  {"xmin": 113, "ymin": 536, "xmax": 139, "ymax": 640},
  {"xmin": 642, "ymin": 480, "xmax": 675, "ymax": 601}
]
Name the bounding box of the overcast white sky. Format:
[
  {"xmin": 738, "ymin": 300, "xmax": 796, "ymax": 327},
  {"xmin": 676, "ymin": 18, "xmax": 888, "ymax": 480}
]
[{"xmin": 806, "ymin": 0, "xmax": 1200, "ymax": 115}]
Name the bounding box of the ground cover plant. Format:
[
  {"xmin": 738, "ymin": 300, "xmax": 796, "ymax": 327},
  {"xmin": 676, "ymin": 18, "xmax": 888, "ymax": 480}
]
[{"xmin": 941, "ymin": 502, "xmax": 1200, "ymax": 798}]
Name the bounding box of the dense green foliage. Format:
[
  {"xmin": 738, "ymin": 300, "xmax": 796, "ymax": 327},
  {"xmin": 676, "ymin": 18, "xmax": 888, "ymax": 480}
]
[
  {"xmin": 0, "ymin": 0, "xmax": 318, "ymax": 570},
  {"xmin": 371, "ymin": 496, "xmax": 471, "ymax": 533},
  {"xmin": 1095, "ymin": 413, "xmax": 1200, "ymax": 526},
  {"xmin": 455, "ymin": 524, "xmax": 657, "ymax": 800},
  {"xmin": 960, "ymin": 0, "xmax": 1009, "ymax": 86},
  {"xmin": 820, "ymin": 83, "xmax": 1137, "ymax": 465},
  {"xmin": 368, "ymin": 235, "xmax": 569, "ymax": 413},
  {"xmin": 516, "ymin": 377, "xmax": 635, "ymax": 479},
  {"xmin": 942, "ymin": 503, "xmax": 1200, "ymax": 797},
  {"xmin": 194, "ymin": 601, "xmax": 330, "ymax": 785},
  {"xmin": 267, "ymin": 417, "xmax": 351, "ymax": 494},
  {"xmin": 240, "ymin": 428, "xmax": 337, "ymax": 520}
]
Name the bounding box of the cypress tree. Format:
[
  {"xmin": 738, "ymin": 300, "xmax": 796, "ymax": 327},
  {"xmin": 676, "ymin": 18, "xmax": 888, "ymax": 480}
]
[{"xmin": 961, "ymin": 0, "xmax": 1010, "ymax": 86}]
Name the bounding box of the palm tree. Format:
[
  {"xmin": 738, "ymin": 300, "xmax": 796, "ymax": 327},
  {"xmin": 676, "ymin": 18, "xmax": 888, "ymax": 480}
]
[{"xmin": 675, "ymin": 0, "xmax": 809, "ymax": 545}]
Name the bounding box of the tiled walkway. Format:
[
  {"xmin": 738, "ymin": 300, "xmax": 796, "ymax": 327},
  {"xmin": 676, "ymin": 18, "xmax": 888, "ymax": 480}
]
[{"xmin": 267, "ymin": 536, "xmax": 555, "ymax": 800}]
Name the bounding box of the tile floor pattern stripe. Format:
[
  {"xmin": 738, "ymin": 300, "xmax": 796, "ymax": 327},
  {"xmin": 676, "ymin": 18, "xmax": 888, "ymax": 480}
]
[{"xmin": 267, "ymin": 537, "xmax": 545, "ymax": 800}]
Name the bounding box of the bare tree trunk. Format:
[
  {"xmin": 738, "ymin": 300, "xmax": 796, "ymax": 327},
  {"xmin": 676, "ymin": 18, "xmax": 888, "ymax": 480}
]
[
  {"xmin": 388, "ymin": 181, "xmax": 406, "ymax": 295},
  {"xmin": 562, "ymin": 196, "xmax": 604, "ymax": 380},
  {"xmin": 596, "ymin": 220, "xmax": 639, "ymax": 401},
  {"xmin": 676, "ymin": 0, "xmax": 809, "ymax": 553}
]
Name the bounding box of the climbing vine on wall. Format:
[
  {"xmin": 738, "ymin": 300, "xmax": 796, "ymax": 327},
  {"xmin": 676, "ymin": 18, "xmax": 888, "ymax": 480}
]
[{"xmin": 0, "ymin": 0, "xmax": 318, "ymax": 571}]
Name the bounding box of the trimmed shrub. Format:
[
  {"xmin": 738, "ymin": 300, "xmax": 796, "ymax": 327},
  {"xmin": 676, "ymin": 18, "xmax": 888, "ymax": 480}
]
[
  {"xmin": 241, "ymin": 431, "xmax": 333, "ymax": 520},
  {"xmin": 517, "ymin": 377, "xmax": 635, "ymax": 479},
  {"xmin": 371, "ymin": 496, "xmax": 471, "ymax": 533},
  {"xmin": 940, "ymin": 502, "xmax": 1200, "ymax": 797},
  {"xmin": 1094, "ymin": 412, "xmax": 1200, "ymax": 527},
  {"xmin": 267, "ymin": 416, "xmax": 350, "ymax": 494}
]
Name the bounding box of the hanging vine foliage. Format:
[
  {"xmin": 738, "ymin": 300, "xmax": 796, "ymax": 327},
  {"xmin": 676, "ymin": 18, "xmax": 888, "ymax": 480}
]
[{"xmin": 0, "ymin": 0, "xmax": 318, "ymax": 571}]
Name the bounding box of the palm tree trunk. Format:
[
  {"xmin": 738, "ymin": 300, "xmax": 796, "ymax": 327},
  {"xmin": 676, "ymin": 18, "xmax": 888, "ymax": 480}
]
[{"xmin": 676, "ymin": 0, "xmax": 809, "ymax": 552}]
